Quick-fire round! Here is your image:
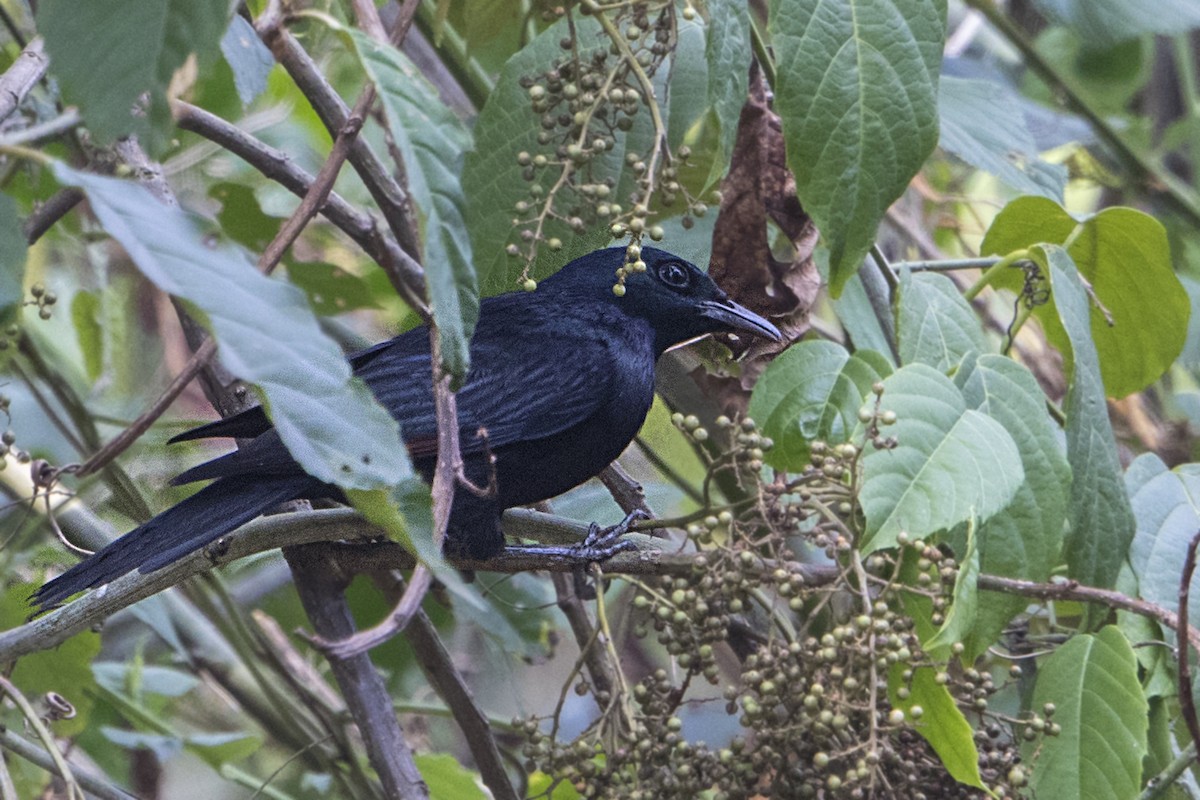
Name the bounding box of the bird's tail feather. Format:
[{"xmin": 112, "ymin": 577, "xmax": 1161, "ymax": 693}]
[{"xmin": 31, "ymin": 475, "xmax": 312, "ymax": 609}]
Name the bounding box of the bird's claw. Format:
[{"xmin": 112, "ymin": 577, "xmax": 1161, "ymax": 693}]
[{"xmin": 572, "ymin": 508, "xmax": 649, "ymax": 560}]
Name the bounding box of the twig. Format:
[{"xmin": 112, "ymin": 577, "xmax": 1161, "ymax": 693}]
[
  {"xmin": 0, "ymin": 676, "xmax": 84, "ymax": 800},
  {"xmin": 0, "ymin": 38, "xmax": 47, "ymax": 123},
  {"xmin": 553, "ymin": 572, "xmax": 616, "ymax": 699},
  {"xmin": 394, "ymin": 575, "xmax": 520, "ymax": 800},
  {"xmin": 0, "ymin": 108, "xmax": 81, "ymax": 146},
  {"xmin": 598, "ymin": 462, "xmax": 653, "ymax": 519},
  {"xmin": 2, "ymin": 507, "xmax": 794, "ymax": 662},
  {"xmin": 255, "ymin": 15, "xmax": 424, "ymax": 264},
  {"xmin": 0, "ymin": 728, "xmax": 134, "ymax": 800},
  {"xmin": 23, "ymin": 188, "xmax": 83, "ymax": 244},
  {"xmin": 282, "ymin": 546, "xmax": 429, "ymax": 800},
  {"xmin": 1139, "ymin": 741, "xmax": 1198, "ymax": 800},
  {"xmin": 1178, "ymin": 530, "xmax": 1200, "ymax": 751},
  {"xmin": 171, "ymin": 100, "xmax": 429, "ymax": 318},
  {"xmin": 976, "ymin": 574, "xmax": 1200, "ymax": 653}
]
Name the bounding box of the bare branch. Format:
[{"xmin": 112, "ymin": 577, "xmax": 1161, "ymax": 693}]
[
  {"xmin": 0, "ymin": 38, "xmax": 47, "ymax": 124},
  {"xmin": 283, "ymin": 546, "xmax": 429, "ymax": 800}
]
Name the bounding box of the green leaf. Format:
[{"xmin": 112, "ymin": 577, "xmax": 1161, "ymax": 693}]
[
  {"xmin": 895, "ymin": 268, "xmax": 986, "ymax": 370},
  {"xmin": 462, "ymin": 16, "xmax": 660, "ymax": 294},
  {"xmin": 0, "ymin": 587, "xmax": 99, "ymax": 738},
  {"xmin": 1126, "ymin": 454, "xmax": 1200, "ymax": 634},
  {"xmin": 748, "ymin": 341, "xmax": 893, "ymax": 471},
  {"xmin": 70, "ymin": 291, "xmax": 104, "ymax": 383},
  {"xmin": 981, "ymin": 197, "xmax": 1188, "ymax": 397},
  {"xmin": 769, "ymin": 0, "xmax": 946, "ymax": 294},
  {"xmin": 219, "ymin": 15, "xmax": 273, "ymax": 107},
  {"xmin": 92, "ymin": 663, "xmax": 200, "ymax": 699},
  {"xmin": 951, "ymin": 355, "xmax": 1070, "ymax": 659},
  {"xmin": 345, "ymin": 485, "xmax": 483, "ymax": 614},
  {"xmin": 50, "ymin": 163, "xmax": 411, "ymax": 491},
  {"xmin": 1031, "ymin": 0, "xmax": 1200, "ymax": 46},
  {"xmin": 704, "ymin": 0, "xmax": 751, "ymax": 177},
  {"xmin": 888, "ymin": 665, "xmax": 985, "ymax": 790},
  {"xmin": 0, "ymin": 192, "xmax": 26, "ymax": 322},
  {"xmin": 1027, "ymin": 626, "xmax": 1148, "ymax": 800},
  {"xmin": 860, "ymin": 364, "xmax": 1023, "ymax": 551},
  {"xmin": 1032, "ymin": 245, "xmax": 1134, "ymax": 591},
  {"xmin": 416, "ymin": 753, "xmax": 488, "ymax": 800},
  {"xmin": 926, "ymin": 513, "xmax": 980, "ymax": 658},
  {"xmin": 340, "ymin": 27, "xmax": 479, "ymax": 383},
  {"xmin": 937, "ymin": 76, "xmax": 1065, "ymax": 200},
  {"xmin": 37, "ymin": 0, "xmax": 230, "ymax": 152}
]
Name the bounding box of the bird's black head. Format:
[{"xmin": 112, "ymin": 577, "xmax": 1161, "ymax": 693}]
[{"xmin": 545, "ymin": 246, "xmax": 781, "ymax": 355}]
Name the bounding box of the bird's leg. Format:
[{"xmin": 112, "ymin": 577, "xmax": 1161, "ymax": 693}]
[{"xmin": 504, "ymin": 509, "xmax": 648, "ymax": 562}]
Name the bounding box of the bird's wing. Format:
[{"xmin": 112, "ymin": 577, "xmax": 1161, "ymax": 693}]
[{"xmin": 356, "ymin": 335, "xmax": 616, "ymax": 459}]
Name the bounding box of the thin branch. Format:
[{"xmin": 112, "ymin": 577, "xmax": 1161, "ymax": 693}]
[
  {"xmin": 976, "ymin": 573, "xmax": 1200, "ymax": 653},
  {"xmin": 0, "ymin": 108, "xmax": 81, "ymax": 146},
  {"xmin": 1178, "ymin": 530, "xmax": 1200, "ymax": 751},
  {"xmin": 552, "ymin": 572, "xmax": 615, "ymax": 699},
  {"xmin": 393, "ymin": 575, "xmax": 520, "ymax": 800},
  {"xmin": 283, "ymin": 546, "xmax": 429, "ymax": 800},
  {"xmin": 22, "ymin": 188, "xmax": 83, "ymax": 245},
  {"xmin": 255, "ymin": 14, "xmax": 424, "ymax": 264},
  {"xmin": 1, "ymin": 507, "xmax": 753, "ymax": 662},
  {"xmin": 598, "ymin": 462, "xmax": 654, "ymax": 520},
  {"xmin": 0, "ymin": 676, "xmax": 84, "ymax": 800},
  {"xmin": 0, "ymin": 728, "xmax": 135, "ymax": 800},
  {"xmin": 0, "ymin": 38, "xmax": 47, "ymax": 124},
  {"xmin": 171, "ymin": 100, "xmax": 429, "ymax": 318}
]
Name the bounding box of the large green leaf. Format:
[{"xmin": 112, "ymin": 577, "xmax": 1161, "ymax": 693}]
[
  {"xmin": 981, "ymin": 197, "xmax": 1188, "ymax": 398},
  {"xmin": 50, "ymin": 163, "xmax": 411, "ymax": 491},
  {"xmin": 1126, "ymin": 454, "xmax": 1200, "ymax": 633},
  {"xmin": 1032, "ymin": 245, "xmax": 1134, "ymax": 591},
  {"xmin": 37, "ymin": 0, "xmax": 230, "ymax": 152},
  {"xmin": 341, "ymin": 27, "xmax": 479, "ymax": 383},
  {"xmin": 1032, "ymin": 0, "xmax": 1200, "ymax": 46},
  {"xmin": 769, "ymin": 0, "xmax": 946, "ymax": 294},
  {"xmin": 462, "ymin": 17, "xmax": 653, "ymax": 294},
  {"xmin": 860, "ymin": 363, "xmax": 1023, "ymax": 551},
  {"xmin": 888, "ymin": 665, "xmax": 985, "ymax": 790},
  {"xmin": 938, "ymin": 76, "xmax": 1065, "ymax": 200},
  {"xmin": 704, "ymin": 0, "xmax": 751, "ymax": 175},
  {"xmin": 0, "ymin": 192, "xmax": 27, "ymax": 322},
  {"xmin": 462, "ymin": 12, "xmax": 726, "ymax": 294},
  {"xmin": 951, "ymin": 355, "xmax": 1070, "ymax": 659},
  {"xmin": 895, "ymin": 268, "xmax": 986, "ymax": 371},
  {"xmin": 748, "ymin": 341, "xmax": 893, "ymax": 471},
  {"xmin": 1027, "ymin": 626, "xmax": 1147, "ymax": 800}
]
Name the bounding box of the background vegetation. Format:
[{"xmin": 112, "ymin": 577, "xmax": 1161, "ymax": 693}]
[{"xmin": 0, "ymin": 0, "xmax": 1199, "ymax": 798}]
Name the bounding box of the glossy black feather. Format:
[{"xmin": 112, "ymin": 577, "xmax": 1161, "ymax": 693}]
[{"xmin": 32, "ymin": 247, "xmax": 780, "ymax": 609}]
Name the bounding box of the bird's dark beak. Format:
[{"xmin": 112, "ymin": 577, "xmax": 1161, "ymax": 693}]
[{"xmin": 699, "ymin": 299, "xmax": 783, "ymax": 342}]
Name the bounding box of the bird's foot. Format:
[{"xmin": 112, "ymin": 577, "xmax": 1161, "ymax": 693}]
[
  {"xmin": 503, "ymin": 508, "xmax": 649, "ymax": 563},
  {"xmin": 575, "ymin": 508, "xmax": 648, "ymax": 559}
]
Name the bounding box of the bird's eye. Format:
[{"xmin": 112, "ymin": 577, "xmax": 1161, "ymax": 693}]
[{"xmin": 658, "ymin": 262, "xmax": 690, "ymax": 288}]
